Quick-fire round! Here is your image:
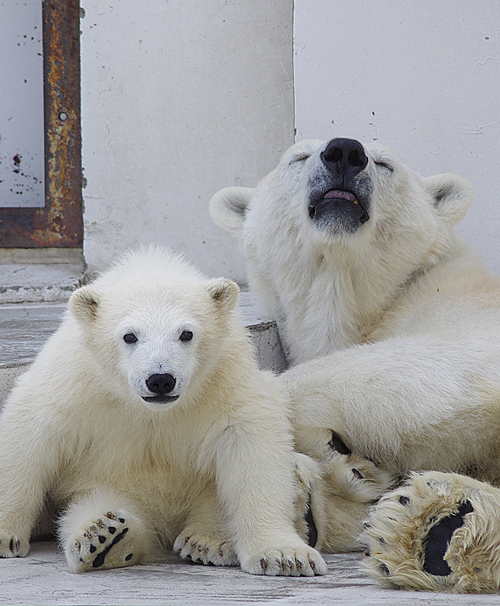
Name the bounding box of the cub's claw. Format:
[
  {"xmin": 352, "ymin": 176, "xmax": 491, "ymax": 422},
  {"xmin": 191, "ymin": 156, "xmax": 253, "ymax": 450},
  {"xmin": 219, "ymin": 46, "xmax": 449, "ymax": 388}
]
[
  {"xmin": 242, "ymin": 545, "xmax": 328, "ymax": 577},
  {"xmin": 0, "ymin": 531, "xmax": 29, "ymax": 558},
  {"xmin": 173, "ymin": 527, "xmax": 238, "ymax": 566}
]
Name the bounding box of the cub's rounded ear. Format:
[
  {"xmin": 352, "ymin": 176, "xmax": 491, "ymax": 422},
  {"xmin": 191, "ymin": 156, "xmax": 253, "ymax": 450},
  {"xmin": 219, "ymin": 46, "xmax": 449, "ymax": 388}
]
[
  {"xmin": 424, "ymin": 173, "xmax": 473, "ymax": 226},
  {"xmin": 207, "ymin": 278, "xmax": 240, "ymax": 312},
  {"xmin": 69, "ymin": 285, "xmax": 100, "ymax": 324},
  {"xmin": 209, "ymin": 186, "xmax": 254, "ymax": 236}
]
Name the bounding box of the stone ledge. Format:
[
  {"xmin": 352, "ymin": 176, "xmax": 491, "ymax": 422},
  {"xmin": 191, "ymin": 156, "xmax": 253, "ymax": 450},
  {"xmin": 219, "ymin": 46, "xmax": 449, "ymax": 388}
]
[{"xmin": 0, "ymin": 263, "xmax": 84, "ymax": 304}]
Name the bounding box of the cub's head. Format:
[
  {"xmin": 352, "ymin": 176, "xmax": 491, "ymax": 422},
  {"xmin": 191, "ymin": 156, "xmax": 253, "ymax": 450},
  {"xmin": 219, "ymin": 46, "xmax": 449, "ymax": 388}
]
[
  {"xmin": 69, "ymin": 248, "xmax": 239, "ymax": 412},
  {"xmin": 210, "ymin": 137, "xmax": 473, "ymax": 247}
]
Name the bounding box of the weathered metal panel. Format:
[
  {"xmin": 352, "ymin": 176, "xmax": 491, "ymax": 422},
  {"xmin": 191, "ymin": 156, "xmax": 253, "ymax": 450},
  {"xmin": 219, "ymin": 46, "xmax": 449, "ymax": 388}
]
[
  {"xmin": 0, "ymin": 0, "xmax": 45, "ymax": 208},
  {"xmin": 0, "ymin": 0, "xmax": 82, "ymax": 248}
]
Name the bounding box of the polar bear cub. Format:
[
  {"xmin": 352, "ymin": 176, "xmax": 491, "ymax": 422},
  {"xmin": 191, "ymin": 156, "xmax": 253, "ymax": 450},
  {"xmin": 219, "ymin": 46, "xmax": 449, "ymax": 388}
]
[{"xmin": 0, "ymin": 247, "xmax": 327, "ymax": 576}]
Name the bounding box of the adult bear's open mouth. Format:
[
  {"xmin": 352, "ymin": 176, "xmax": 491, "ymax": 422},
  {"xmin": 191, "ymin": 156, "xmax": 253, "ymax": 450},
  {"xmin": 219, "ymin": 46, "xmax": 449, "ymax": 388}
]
[
  {"xmin": 308, "ymin": 188, "xmax": 370, "ymax": 231},
  {"xmin": 322, "ymin": 189, "xmax": 359, "ymax": 205}
]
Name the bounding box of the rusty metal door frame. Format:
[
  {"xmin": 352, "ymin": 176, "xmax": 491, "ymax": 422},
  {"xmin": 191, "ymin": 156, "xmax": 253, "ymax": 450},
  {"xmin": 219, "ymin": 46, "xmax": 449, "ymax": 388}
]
[{"xmin": 0, "ymin": 0, "xmax": 82, "ymax": 248}]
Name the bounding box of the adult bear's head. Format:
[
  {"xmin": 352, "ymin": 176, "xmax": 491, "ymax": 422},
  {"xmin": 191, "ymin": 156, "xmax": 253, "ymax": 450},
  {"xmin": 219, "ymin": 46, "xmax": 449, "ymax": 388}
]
[
  {"xmin": 210, "ymin": 138, "xmax": 473, "ymax": 246},
  {"xmin": 210, "ymin": 138, "xmax": 474, "ymax": 364}
]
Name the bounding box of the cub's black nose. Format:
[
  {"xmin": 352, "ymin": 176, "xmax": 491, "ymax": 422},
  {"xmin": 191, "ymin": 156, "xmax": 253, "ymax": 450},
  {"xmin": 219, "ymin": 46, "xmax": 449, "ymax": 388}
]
[
  {"xmin": 146, "ymin": 373, "xmax": 176, "ymax": 395},
  {"xmin": 320, "ymin": 138, "xmax": 368, "ymax": 177}
]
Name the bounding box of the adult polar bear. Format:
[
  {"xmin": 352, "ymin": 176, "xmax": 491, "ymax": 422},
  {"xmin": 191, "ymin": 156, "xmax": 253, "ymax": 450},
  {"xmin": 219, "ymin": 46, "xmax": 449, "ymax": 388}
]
[
  {"xmin": 0, "ymin": 248, "xmax": 327, "ymax": 577},
  {"xmin": 210, "ymin": 138, "xmax": 500, "ymax": 592}
]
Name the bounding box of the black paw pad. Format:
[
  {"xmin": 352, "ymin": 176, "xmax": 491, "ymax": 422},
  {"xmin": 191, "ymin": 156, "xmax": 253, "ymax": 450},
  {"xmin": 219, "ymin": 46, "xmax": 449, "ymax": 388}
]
[
  {"xmin": 422, "ymin": 500, "xmax": 473, "ymax": 576},
  {"xmin": 328, "ymin": 431, "xmax": 351, "ymax": 455},
  {"xmin": 92, "ymin": 528, "xmax": 129, "ymax": 569},
  {"xmin": 399, "ymin": 495, "xmax": 410, "ymax": 506}
]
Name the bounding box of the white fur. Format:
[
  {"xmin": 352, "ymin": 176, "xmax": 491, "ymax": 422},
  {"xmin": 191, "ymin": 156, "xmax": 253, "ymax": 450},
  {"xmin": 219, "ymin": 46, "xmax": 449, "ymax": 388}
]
[
  {"xmin": 364, "ymin": 471, "xmax": 500, "ymax": 593},
  {"xmin": 0, "ymin": 247, "xmax": 327, "ymax": 576},
  {"xmin": 210, "ymin": 139, "xmax": 500, "ymax": 488}
]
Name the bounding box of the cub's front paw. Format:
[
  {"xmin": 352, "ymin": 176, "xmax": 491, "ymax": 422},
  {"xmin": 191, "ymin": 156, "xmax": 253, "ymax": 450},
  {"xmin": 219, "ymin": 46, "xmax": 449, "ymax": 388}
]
[
  {"xmin": 173, "ymin": 527, "xmax": 238, "ymax": 566},
  {"xmin": 241, "ymin": 544, "xmax": 328, "ymax": 577},
  {"xmin": 0, "ymin": 531, "xmax": 29, "ymax": 558},
  {"xmin": 65, "ymin": 510, "xmax": 144, "ymax": 573}
]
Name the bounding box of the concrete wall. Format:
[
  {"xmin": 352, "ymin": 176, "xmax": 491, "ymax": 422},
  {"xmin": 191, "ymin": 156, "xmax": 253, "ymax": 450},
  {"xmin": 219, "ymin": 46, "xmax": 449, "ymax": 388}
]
[
  {"xmin": 80, "ymin": 0, "xmax": 293, "ymax": 282},
  {"xmin": 81, "ymin": 1, "xmax": 500, "ymax": 278},
  {"xmin": 294, "ymin": 1, "xmax": 500, "ymax": 273}
]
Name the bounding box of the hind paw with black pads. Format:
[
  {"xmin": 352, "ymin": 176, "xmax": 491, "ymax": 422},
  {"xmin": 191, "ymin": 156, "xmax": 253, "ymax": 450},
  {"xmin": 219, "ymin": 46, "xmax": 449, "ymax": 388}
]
[
  {"xmin": 363, "ymin": 471, "xmax": 500, "ymax": 593},
  {"xmin": 66, "ymin": 511, "xmax": 140, "ymax": 573}
]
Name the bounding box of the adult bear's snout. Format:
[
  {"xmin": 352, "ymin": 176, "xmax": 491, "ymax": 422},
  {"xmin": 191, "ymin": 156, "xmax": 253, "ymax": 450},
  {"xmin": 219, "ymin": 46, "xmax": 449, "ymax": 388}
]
[{"xmin": 320, "ymin": 138, "xmax": 368, "ymax": 177}]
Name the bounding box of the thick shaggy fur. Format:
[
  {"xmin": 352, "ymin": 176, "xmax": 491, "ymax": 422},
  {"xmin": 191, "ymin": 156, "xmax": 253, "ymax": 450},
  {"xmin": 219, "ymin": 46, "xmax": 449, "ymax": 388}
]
[
  {"xmin": 210, "ymin": 138, "xmax": 500, "ymax": 592},
  {"xmin": 364, "ymin": 472, "xmax": 500, "ymax": 593},
  {"xmin": 0, "ymin": 248, "xmax": 327, "ymax": 576}
]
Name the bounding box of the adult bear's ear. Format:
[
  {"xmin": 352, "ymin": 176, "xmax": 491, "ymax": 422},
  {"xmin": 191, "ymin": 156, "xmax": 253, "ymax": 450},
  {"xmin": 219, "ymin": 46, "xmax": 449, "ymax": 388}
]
[
  {"xmin": 209, "ymin": 186, "xmax": 254, "ymax": 236},
  {"xmin": 424, "ymin": 174, "xmax": 473, "ymax": 226},
  {"xmin": 69, "ymin": 285, "xmax": 100, "ymax": 324},
  {"xmin": 207, "ymin": 278, "xmax": 240, "ymax": 313}
]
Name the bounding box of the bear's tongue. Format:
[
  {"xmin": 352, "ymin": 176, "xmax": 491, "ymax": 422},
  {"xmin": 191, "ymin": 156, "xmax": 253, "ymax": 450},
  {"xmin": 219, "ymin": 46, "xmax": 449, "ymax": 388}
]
[{"xmin": 323, "ymin": 189, "xmax": 358, "ymax": 204}]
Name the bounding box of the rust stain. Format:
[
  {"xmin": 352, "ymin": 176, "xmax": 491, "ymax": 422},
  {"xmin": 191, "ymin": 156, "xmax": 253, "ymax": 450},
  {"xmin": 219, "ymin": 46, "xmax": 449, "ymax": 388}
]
[{"xmin": 0, "ymin": 0, "xmax": 82, "ymax": 248}]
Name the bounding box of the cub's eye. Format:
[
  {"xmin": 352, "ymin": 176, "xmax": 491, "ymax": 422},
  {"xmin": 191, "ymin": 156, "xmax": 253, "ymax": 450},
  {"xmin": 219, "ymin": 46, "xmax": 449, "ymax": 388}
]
[
  {"xmin": 180, "ymin": 330, "xmax": 193, "ymax": 342},
  {"xmin": 374, "ymin": 160, "xmax": 394, "ymax": 172},
  {"xmin": 123, "ymin": 333, "xmax": 138, "ymax": 344}
]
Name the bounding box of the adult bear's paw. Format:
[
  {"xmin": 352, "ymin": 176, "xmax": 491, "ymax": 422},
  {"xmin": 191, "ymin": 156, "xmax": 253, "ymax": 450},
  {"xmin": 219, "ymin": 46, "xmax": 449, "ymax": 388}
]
[
  {"xmin": 65, "ymin": 510, "xmax": 144, "ymax": 573},
  {"xmin": 323, "ymin": 431, "xmax": 397, "ymax": 503},
  {"xmin": 363, "ymin": 471, "xmax": 500, "ymax": 593}
]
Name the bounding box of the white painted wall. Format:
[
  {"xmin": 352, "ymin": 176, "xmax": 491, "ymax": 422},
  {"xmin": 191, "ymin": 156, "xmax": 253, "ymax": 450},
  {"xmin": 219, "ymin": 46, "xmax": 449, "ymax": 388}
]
[
  {"xmin": 81, "ymin": 1, "xmax": 500, "ymax": 279},
  {"xmin": 294, "ymin": 1, "xmax": 500, "ymax": 273},
  {"xmin": 80, "ymin": 0, "xmax": 293, "ymax": 282}
]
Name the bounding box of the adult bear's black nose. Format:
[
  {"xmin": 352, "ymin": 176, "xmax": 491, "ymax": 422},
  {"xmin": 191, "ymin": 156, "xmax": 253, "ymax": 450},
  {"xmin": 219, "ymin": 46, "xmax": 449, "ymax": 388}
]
[
  {"xmin": 146, "ymin": 373, "xmax": 176, "ymax": 395},
  {"xmin": 320, "ymin": 138, "xmax": 368, "ymax": 176}
]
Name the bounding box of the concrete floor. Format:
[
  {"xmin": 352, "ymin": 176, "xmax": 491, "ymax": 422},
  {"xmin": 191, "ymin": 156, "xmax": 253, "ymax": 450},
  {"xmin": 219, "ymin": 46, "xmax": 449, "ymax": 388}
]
[{"xmin": 3, "ymin": 540, "xmax": 499, "ymax": 606}]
